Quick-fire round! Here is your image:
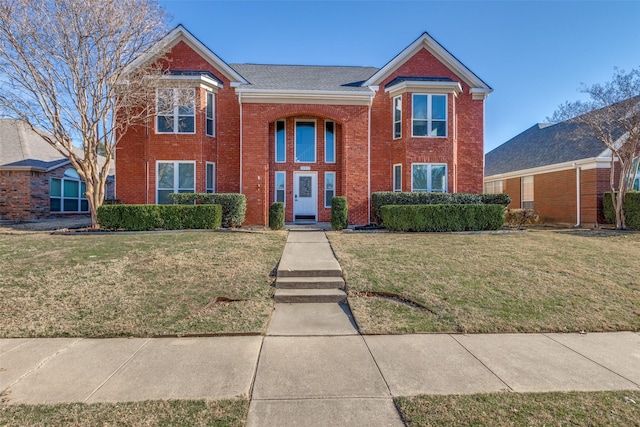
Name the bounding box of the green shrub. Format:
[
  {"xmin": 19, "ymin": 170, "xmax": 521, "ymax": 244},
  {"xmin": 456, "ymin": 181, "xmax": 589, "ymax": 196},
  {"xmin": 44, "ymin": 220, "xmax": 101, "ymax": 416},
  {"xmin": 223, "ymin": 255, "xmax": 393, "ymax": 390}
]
[
  {"xmin": 269, "ymin": 202, "xmax": 285, "ymax": 230},
  {"xmin": 169, "ymin": 193, "xmax": 246, "ymax": 228},
  {"xmin": 505, "ymin": 209, "xmax": 540, "ymax": 229},
  {"xmin": 331, "ymin": 196, "xmax": 348, "ymax": 230},
  {"xmin": 371, "ymin": 192, "xmax": 511, "ymax": 225},
  {"xmin": 97, "ymin": 204, "xmax": 222, "ymax": 231},
  {"xmin": 604, "ymin": 191, "xmax": 640, "ymax": 230},
  {"xmin": 380, "ymin": 204, "xmax": 504, "ymax": 232}
]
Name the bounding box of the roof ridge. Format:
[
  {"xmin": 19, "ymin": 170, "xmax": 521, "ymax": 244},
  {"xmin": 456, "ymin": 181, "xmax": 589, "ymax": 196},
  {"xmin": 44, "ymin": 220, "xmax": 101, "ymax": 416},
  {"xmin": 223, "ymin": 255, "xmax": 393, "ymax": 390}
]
[{"xmin": 231, "ymin": 63, "xmax": 378, "ymax": 69}]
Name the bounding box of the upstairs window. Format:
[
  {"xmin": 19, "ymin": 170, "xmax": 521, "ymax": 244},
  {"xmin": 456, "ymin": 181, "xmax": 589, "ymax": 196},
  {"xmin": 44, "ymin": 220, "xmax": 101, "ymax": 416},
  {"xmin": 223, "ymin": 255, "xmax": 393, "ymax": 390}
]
[
  {"xmin": 275, "ymin": 120, "xmax": 286, "ymax": 163},
  {"xmin": 412, "ymin": 94, "xmax": 446, "ymax": 137},
  {"xmin": 393, "ymin": 95, "xmax": 402, "ymax": 139},
  {"xmin": 206, "ymin": 92, "xmax": 215, "ymax": 136},
  {"xmin": 156, "ymin": 88, "xmax": 195, "ymax": 134},
  {"xmin": 325, "ymin": 121, "xmax": 335, "ymax": 163},
  {"xmin": 295, "ymin": 120, "xmax": 316, "ymax": 163}
]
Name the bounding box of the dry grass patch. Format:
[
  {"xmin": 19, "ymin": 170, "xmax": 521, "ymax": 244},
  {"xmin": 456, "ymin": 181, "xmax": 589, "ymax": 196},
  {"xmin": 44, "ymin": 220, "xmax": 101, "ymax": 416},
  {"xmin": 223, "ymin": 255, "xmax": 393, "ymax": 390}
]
[
  {"xmin": 0, "ymin": 231, "xmax": 286, "ymax": 337},
  {"xmin": 395, "ymin": 391, "xmax": 640, "ymax": 426},
  {"xmin": 0, "ymin": 399, "xmax": 248, "ymax": 426},
  {"xmin": 328, "ymin": 229, "xmax": 640, "ymax": 334}
]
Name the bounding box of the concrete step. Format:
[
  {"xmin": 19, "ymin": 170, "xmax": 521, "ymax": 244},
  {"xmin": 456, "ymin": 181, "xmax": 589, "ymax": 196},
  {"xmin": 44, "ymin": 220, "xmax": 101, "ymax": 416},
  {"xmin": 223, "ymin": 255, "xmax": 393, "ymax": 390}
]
[
  {"xmin": 277, "ymin": 268, "xmax": 343, "ymax": 278},
  {"xmin": 274, "ymin": 289, "xmax": 347, "ymax": 304},
  {"xmin": 276, "ymin": 277, "xmax": 345, "ymax": 290}
]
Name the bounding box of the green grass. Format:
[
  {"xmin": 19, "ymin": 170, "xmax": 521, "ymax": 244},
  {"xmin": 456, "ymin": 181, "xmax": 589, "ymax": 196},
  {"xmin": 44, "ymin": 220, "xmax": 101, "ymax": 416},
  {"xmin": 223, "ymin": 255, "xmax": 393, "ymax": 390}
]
[
  {"xmin": 395, "ymin": 391, "xmax": 640, "ymax": 426},
  {"xmin": 0, "ymin": 399, "xmax": 248, "ymax": 426},
  {"xmin": 0, "ymin": 231, "xmax": 286, "ymax": 337},
  {"xmin": 328, "ymin": 229, "xmax": 640, "ymax": 334}
]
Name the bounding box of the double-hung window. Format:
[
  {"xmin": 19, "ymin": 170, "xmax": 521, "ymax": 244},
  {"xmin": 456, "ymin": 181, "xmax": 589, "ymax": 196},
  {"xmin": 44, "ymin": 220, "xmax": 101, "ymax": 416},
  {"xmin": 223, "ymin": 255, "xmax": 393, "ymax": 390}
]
[
  {"xmin": 206, "ymin": 162, "xmax": 215, "ymax": 193},
  {"xmin": 275, "ymin": 120, "xmax": 286, "ymax": 163},
  {"xmin": 412, "ymin": 94, "xmax": 446, "ymax": 137},
  {"xmin": 484, "ymin": 180, "xmax": 503, "ymax": 194},
  {"xmin": 393, "ymin": 164, "xmax": 402, "ymax": 192},
  {"xmin": 156, "ymin": 88, "xmax": 195, "ymax": 134},
  {"xmin": 275, "ymin": 172, "xmax": 286, "ymax": 204},
  {"xmin": 521, "ymin": 176, "xmax": 534, "ymax": 209},
  {"xmin": 206, "ymin": 92, "xmax": 215, "ymax": 136},
  {"xmin": 393, "ymin": 95, "xmax": 402, "ymax": 139},
  {"xmin": 412, "ymin": 163, "xmax": 447, "ymax": 192},
  {"xmin": 157, "ymin": 161, "xmax": 195, "ymax": 204},
  {"xmin": 325, "ymin": 172, "xmax": 336, "ymax": 208},
  {"xmin": 325, "ymin": 121, "xmax": 335, "ymax": 163}
]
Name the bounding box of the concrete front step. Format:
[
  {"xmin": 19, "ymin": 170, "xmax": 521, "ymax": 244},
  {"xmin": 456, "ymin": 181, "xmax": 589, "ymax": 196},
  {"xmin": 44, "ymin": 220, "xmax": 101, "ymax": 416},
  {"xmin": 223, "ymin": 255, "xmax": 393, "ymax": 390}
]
[
  {"xmin": 274, "ymin": 289, "xmax": 347, "ymax": 303},
  {"xmin": 276, "ymin": 268, "xmax": 343, "ymax": 278},
  {"xmin": 276, "ymin": 277, "xmax": 345, "ymax": 290}
]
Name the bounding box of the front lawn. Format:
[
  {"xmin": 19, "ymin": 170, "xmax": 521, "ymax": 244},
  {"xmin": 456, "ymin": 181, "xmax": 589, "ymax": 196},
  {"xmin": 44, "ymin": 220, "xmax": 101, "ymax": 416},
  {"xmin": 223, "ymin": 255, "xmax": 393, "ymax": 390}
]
[
  {"xmin": 328, "ymin": 229, "xmax": 640, "ymax": 334},
  {"xmin": 0, "ymin": 231, "xmax": 286, "ymax": 337}
]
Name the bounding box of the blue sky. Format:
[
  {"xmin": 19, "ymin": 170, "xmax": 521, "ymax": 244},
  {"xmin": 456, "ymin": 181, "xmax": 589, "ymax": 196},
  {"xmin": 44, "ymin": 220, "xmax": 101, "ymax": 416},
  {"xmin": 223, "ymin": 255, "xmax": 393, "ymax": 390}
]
[{"xmin": 160, "ymin": 0, "xmax": 640, "ymax": 153}]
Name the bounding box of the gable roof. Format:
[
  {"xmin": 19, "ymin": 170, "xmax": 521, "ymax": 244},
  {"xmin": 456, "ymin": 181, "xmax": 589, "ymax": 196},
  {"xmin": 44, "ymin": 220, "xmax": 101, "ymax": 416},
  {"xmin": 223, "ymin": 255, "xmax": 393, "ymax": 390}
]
[
  {"xmin": 230, "ymin": 64, "xmax": 378, "ymax": 92},
  {"xmin": 484, "ymin": 122, "xmax": 611, "ymax": 177},
  {"xmin": 363, "ymin": 32, "xmax": 492, "ymax": 98}
]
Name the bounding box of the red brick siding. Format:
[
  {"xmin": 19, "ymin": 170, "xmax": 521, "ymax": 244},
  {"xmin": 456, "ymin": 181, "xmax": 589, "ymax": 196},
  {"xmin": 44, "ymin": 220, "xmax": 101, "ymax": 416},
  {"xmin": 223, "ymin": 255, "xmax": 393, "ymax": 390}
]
[
  {"xmin": 504, "ymin": 177, "xmax": 521, "ymax": 209},
  {"xmin": 534, "ymin": 169, "xmax": 577, "ymax": 224}
]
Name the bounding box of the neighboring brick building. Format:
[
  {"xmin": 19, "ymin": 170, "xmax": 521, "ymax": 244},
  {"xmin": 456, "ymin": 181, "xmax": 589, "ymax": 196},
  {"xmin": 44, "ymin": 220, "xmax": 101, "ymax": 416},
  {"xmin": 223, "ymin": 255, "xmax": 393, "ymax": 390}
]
[
  {"xmin": 0, "ymin": 119, "xmax": 113, "ymax": 221},
  {"xmin": 116, "ymin": 26, "xmax": 492, "ymax": 226},
  {"xmin": 484, "ymin": 119, "xmax": 639, "ymax": 226}
]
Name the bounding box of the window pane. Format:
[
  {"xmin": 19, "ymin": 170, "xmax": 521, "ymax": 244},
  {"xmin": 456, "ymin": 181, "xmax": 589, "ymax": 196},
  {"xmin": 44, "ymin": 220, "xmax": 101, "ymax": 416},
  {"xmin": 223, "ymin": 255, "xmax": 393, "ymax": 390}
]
[
  {"xmin": 64, "ymin": 198, "xmax": 79, "ymax": 212},
  {"xmin": 276, "ymin": 190, "xmax": 285, "ymax": 203},
  {"xmin": 295, "ymin": 121, "xmax": 315, "ymax": 163},
  {"xmin": 413, "ymin": 120, "xmax": 428, "ymax": 137},
  {"xmin": 394, "ymin": 165, "xmax": 402, "ymax": 191},
  {"xmin": 50, "ymin": 198, "xmax": 61, "ymax": 212},
  {"xmin": 206, "ymin": 163, "xmax": 215, "ymax": 192},
  {"xmin": 412, "ymin": 95, "xmax": 428, "ymax": 120},
  {"xmin": 432, "ymin": 95, "xmax": 446, "ymax": 120},
  {"xmin": 206, "ymin": 93, "xmax": 213, "ymax": 117},
  {"xmin": 157, "ymin": 116, "xmax": 174, "ymax": 133},
  {"xmin": 394, "ymin": 97, "xmax": 402, "ymax": 121},
  {"xmin": 299, "ymin": 176, "xmax": 312, "ymax": 197},
  {"xmin": 63, "ymin": 179, "xmax": 79, "ymax": 197},
  {"xmin": 80, "ymin": 200, "xmax": 89, "ymax": 212},
  {"xmin": 156, "ymin": 89, "xmax": 173, "ymax": 115},
  {"xmin": 177, "ymin": 89, "xmax": 194, "ymax": 115},
  {"xmin": 275, "ymin": 172, "xmax": 285, "ymax": 204},
  {"xmin": 325, "ymin": 190, "xmax": 334, "ymax": 208},
  {"xmin": 431, "ymin": 165, "xmax": 446, "ymax": 192},
  {"xmin": 80, "ymin": 182, "xmax": 86, "ymax": 199},
  {"xmin": 431, "ymin": 120, "xmax": 446, "ymax": 137},
  {"xmin": 50, "ymin": 178, "xmax": 61, "ymax": 197},
  {"xmin": 178, "ymin": 116, "xmax": 194, "ymax": 133},
  {"xmin": 276, "ymin": 120, "xmax": 285, "ymax": 162},
  {"xmin": 325, "ymin": 172, "xmax": 335, "ymax": 207},
  {"xmin": 157, "ymin": 189, "xmax": 173, "ymax": 205},
  {"xmin": 412, "ymin": 164, "xmax": 428, "ymax": 191},
  {"xmin": 158, "ymin": 163, "xmax": 174, "ymax": 189},
  {"xmin": 206, "ymin": 119, "xmax": 214, "ymax": 136},
  {"xmin": 178, "ymin": 163, "xmax": 194, "ymax": 190},
  {"xmin": 325, "ymin": 122, "xmax": 335, "ymax": 163}
]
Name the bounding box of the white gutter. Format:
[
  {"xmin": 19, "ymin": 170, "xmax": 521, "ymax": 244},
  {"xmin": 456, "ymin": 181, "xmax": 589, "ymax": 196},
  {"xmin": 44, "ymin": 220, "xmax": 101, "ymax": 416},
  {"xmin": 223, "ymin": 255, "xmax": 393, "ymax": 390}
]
[{"xmin": 575, "ymin": 165, "xmax": 581, "ymax": 227}]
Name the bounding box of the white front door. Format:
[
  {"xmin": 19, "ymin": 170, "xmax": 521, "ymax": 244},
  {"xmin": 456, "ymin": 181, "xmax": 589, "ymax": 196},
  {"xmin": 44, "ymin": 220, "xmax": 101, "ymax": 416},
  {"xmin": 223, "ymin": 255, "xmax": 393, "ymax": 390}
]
[{"xmin": 293, "ymin": 172, "xmax": 317, "ymax": 221}]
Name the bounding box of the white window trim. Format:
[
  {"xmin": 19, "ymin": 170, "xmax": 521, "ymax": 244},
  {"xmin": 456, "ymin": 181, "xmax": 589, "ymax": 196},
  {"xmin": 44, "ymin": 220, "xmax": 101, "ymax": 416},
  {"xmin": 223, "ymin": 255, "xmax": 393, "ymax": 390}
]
[
  {"xmin": 411, "ymin": 94, "xmax": 447, "ymax": 138},
  {"xmin": 294, "ymin": 119, "xmax": 317, "ymax": 163},
  {"xmin": 275, "ymin": 120, "xmax": 286, "ymax": 163},
  {"xmin": 206, "ymin": 91, "xmax": 215, "ymax": 137},
  {"xmin": 393, "ymin": 164, "xmax": 402, "ymax": 192},
  {"xmin": 275, "ymin": 171, "xmax": 286, "ymax": 205},
  {"xmin": 156, "ymin": 88, "xmax": 196, "ymax": 135},
  {"xmin": 411, "ymin": 163, "xmax": 448, "ymax": 192},
  {"xmin": 393, "ymin": 95, "xmax": 402, "ymax": 139},
  {"xmin": 156, "ymin": 160, "xmax": 196, "ymax": 204},
  {"xmin": 206, "ymin": 162, "xmax": 216, "ymax": 193},
  {"xmin": 325, "ymin": 121, "xmax": 336, "ymax": 164},
  {"xmin": 324, "ymin": 171, "xmax": 336, "ymax": 208}
]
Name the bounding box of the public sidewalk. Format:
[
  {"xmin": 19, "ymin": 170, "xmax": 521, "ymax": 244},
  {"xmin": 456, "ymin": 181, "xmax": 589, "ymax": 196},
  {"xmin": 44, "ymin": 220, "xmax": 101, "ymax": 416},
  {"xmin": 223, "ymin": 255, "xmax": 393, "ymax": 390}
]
[{"xmin": 1, "ymin": 230, "xmax": 639, "ymax": 426}]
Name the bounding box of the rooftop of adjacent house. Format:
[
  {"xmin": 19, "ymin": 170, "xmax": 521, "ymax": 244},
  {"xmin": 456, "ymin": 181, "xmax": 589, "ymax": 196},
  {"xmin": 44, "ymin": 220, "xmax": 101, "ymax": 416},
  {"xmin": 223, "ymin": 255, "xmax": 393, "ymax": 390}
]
[
  {"xmin": 0, "ymin": 119, "xmax": 113, "ymax": 174},
  {"xmin": 230, "ymin": 64, "xmax": 379, "ymax": 92},
  {"xmin": 484, "ymin": 121, "xmax": 612, "ymax": 177}
]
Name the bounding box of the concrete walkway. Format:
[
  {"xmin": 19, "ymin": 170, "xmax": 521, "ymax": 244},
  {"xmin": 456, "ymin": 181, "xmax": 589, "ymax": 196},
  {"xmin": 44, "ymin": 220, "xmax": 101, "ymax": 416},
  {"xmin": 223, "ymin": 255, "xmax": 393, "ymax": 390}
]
[{"xmin": 1, "ymin": 229, "xmax": 639, "ymax": 426}]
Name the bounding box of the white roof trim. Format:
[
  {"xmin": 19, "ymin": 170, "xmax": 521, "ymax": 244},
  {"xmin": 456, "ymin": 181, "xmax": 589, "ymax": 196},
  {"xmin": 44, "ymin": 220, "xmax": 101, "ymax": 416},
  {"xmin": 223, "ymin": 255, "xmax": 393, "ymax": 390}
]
[
  {"xmin": 385, "ymin": 81, "xmax": 463, "ymax": 97},
  {"xmin": 157, "ymin": 74, "xmax": 222, "ymax": 92},
  {"xmin": 124, "ymin": 25, "xmax": 248, "ymax": 84},
  {"xmin": 236, "ymin": 88, "xmax": 375, "ymax": 106},
  {"xmin": 484, "ymin": 156, "xmax": 612, "ymax": 181},
  {"xmin": 363, "ymin": 32, "xmax": 492, "ymax": 93}
]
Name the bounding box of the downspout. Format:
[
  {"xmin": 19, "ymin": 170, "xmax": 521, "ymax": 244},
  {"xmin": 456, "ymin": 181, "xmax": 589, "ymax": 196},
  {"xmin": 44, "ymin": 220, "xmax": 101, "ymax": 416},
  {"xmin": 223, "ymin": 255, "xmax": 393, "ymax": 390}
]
[
  {"xmin": 367, "ymin": 86, "xmax": 378, "ymax": 225},
  {"xmin": 238, "ymin": 90, "xmax": 243, "ymax": 194},
  {"xmin": 574, "ymin": 164, "xmax": 581, "ymax": 227}
]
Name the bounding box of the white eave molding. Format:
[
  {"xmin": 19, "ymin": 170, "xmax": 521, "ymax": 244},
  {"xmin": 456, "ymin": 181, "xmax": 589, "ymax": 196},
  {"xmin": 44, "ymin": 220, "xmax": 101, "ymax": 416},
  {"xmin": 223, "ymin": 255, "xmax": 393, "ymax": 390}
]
[
  {"xmin": 157, "ymin": 74, "xmax": 223, "ymax": 92},
  {"xmin": 385, "ymin": 81, "xmax": 463, "ymax": 98},
  {"xmin": 236, "ymin": 88, "xmax": 376, "ymax": 106},
  {"xmin": 364, "ymin": 32, "xmax": 492, "ymax": 97},
  {"xmin": 484, "ymin": 155, "xmax": 612, "ymax": 182}
]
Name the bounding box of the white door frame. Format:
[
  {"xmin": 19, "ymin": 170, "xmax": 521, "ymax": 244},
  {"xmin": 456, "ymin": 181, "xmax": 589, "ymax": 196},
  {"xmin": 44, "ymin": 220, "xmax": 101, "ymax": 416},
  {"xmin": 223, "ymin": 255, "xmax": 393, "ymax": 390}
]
[{"xmin": 293, "ymin": 171, "xmax": 318, "ymax": 221}]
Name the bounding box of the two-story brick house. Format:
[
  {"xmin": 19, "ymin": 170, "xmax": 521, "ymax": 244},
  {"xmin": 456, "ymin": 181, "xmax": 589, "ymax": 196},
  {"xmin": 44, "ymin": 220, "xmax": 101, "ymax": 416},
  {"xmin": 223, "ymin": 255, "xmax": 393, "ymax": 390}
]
[{"xmin": 116, "ymin": 25, "xmax": 491, "ymax": 226}]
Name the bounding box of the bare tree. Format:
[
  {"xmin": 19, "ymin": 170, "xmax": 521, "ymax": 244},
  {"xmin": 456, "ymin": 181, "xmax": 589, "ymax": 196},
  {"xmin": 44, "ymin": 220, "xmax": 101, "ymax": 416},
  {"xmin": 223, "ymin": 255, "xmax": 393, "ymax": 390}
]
[
  {"xmin": 550, "ymin": 68, "xmax": 640, "ymax": 229},
  {"xmin": 0, "ymin": 0, "xmax": 169, "ymax": 227}
]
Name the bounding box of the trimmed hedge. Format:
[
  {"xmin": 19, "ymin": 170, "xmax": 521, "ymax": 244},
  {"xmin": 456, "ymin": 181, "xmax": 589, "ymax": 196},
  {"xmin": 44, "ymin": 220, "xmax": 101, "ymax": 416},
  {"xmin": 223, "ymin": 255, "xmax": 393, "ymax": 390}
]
[
  {"xmin": 371, "ymin": 192, "xmax": 511, "ymax": 225},
  {"xmin": 97, "ymin": 204, "xmax": 222, "ymax": 231},
  {"xmin": 331, "ymin": 196, "xmax": 348, "ymax": 230},
  {"xmin": 381, "ymin": 204, "xmax": 505, "ymax": 232},
  {"xmin": 603, "ymin": 191, "xmax": 640, "ymax": 230},
  {"xmin": 269, "ymin": 202, "xmax": 285, "ymax": 230},
  {"xmin": 168, "ymin": 193, "xmax": 246, "ymax": 228}
]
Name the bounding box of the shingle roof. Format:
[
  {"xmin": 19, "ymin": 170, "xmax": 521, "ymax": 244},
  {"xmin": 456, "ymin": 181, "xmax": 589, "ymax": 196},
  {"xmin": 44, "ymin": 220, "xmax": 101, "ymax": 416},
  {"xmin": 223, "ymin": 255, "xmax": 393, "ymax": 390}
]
[
  {"xmin": 230, "ymin": 64, "xmax": 378, "ymax": 92},
  {"xmin": 484, "ymin": 121, "xmax": 610, "ymax": 177}
]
